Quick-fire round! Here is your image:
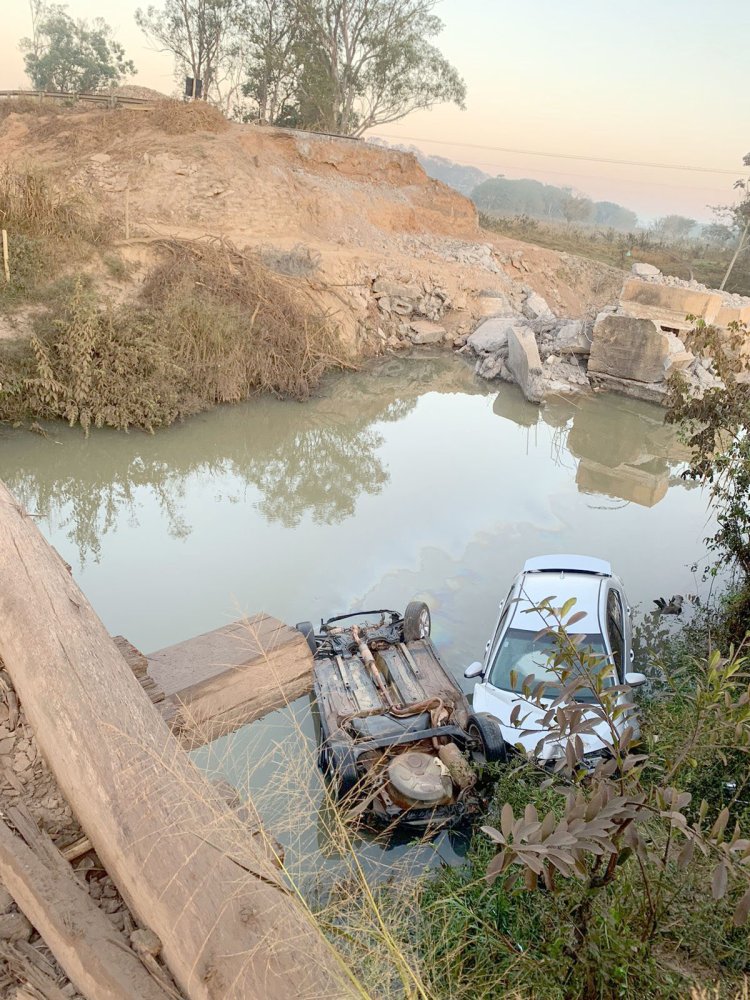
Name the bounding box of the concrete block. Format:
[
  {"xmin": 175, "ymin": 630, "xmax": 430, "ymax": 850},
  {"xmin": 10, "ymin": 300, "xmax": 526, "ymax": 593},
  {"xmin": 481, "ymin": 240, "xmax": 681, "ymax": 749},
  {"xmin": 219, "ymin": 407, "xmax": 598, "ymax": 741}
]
[
  {"xmin": 589, "ymin": 314, "xmax": 670, "ymax": 384},
  {"xmin": 620, "ymin": 277, "xmax": 722, "ymax": 328},
  {"xmin": 408, "ymin": 319, "xmax": 446, "ymax": 345},
  {"xmin": 714, "ymin": 303, "xmax": 750, "ymax": 328},
  {"xmin": 507, "ymin": 325, "xmax": 543, "ymax": 403},
  {"xmin": 476, "ymin": 292, "xmax": 514, "ymax": 318},
  {"xmin": 522, "ymin": 291, "xmax": 555, "ymax": 321},
  {"xmin": 631, "ymin": 262, "xmax": 661, "ymax": 277},
  {"xmin": 467, "ymin": 318, "xmax": 512, "ymax": 354},
  {"xmin": 555, "ymin": 320, "xmax": 591, "ymax": 356}
]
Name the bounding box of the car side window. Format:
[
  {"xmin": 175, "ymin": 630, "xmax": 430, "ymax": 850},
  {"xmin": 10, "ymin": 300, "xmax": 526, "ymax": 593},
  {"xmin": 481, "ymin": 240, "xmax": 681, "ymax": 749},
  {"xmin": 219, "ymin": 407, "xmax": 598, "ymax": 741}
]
[
  {"xmin": 488, "ymin": 598, "xmax": 513, "ymax": 657},
  {"xmin": 606, "ymin": 589, "xmax": 625, "ymax": 679}
]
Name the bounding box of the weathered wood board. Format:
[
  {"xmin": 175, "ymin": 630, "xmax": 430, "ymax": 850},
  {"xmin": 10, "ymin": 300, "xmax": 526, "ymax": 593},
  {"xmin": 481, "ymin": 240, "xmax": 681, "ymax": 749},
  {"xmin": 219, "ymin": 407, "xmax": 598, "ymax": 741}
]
[{"xmin": 146, "ymin": 615, "xmax": 314, "ymax": 742}]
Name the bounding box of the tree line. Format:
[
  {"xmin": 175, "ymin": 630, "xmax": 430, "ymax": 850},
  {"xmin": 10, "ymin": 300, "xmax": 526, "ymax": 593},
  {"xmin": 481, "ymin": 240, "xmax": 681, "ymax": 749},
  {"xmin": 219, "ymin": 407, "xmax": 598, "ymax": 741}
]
[{"xmin": 19, "ymin": 0, "xmax": 466, "ymax": 137}]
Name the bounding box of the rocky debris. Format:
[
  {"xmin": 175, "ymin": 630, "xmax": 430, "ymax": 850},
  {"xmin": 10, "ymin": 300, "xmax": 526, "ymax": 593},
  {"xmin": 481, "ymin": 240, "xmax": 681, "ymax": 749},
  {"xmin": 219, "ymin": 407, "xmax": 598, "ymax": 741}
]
[
  {"xmin": 507, "ymin": 325, "xmax": 545, "ymax": 403},
  {"xmin": 371, "ymin": 273, "xmax": 451, "ymax": 331},
  {"xmin": 475, "ymin": 291, "xmax": 515, "ymax": 319},
  {"xmin": 467, "ymin": 318, "xmax": 514, "ymax": 354},
  {"xmin": 554, "ymin": 319, "xmax": 592, "ymax": 357},
  {"xmin": 522, "ymin": 290, "xmax": 555, "ymax": 321},
  {"xmin": 588, "ymin": 314, "xmax": 670, "ymax": 384},
  {"xmin": 631, "ymin": 262, "xmax": 661, "ymax": 277},
  {"xmin": 408, "ymin": 320, "xmax": 446, "ymax": 345},
  {"xmin": 476, "ymin": 353, "xmax": 513, "ymax": 381},
  {"xmin": 664, "ymin": 332, "xmax": 695, "ymax": 374},
  {"xmin": 541, "ymin": 355, "xmax": 590, "ymax": 396}
]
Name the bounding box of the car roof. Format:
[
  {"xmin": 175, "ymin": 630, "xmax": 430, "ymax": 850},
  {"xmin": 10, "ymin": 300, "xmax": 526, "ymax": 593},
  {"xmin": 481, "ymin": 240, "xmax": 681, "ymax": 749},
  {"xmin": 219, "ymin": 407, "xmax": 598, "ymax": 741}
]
[
  {"xmin": 523, "ymin": 554, "xmax": 612, "ymax": 576},
  {"xmin": 510, "ymin": 570, "xmax": 606, "ymax": 635}
]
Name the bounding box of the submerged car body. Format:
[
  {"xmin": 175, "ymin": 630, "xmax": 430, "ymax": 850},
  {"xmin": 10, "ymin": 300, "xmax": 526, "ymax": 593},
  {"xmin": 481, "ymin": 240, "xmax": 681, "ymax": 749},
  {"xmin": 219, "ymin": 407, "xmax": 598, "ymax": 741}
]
[
  {"xmin": 464, "ymin": 555, "xmax": 646, "ymax": 763},
  {"xmin": 300, "ymin": 604, "xmax": 506, "ymax": 829}
]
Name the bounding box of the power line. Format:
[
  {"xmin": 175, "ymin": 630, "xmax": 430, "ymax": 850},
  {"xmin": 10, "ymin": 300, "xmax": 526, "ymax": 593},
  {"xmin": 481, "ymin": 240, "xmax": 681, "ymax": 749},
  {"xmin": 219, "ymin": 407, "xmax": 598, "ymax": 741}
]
[{"xmin": 371, "ymin": 133, "xmax": 739, "ymax": 176}]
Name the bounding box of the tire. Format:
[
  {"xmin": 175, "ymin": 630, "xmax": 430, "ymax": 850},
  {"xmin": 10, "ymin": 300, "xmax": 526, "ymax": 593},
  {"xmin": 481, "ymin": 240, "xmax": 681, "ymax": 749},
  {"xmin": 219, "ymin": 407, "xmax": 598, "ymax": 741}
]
[
  {"xmin": 403, "ymin": 601, "xmax": 431, "ymax": 642},
  {"xmin": 467, "ymin": 713, "xmax": 507, "ymax": 765},
  {"xmin": 295, "ymin": 621, "xmax": 317, "ymax": 655},
  {"xmin": 325, "ymin": 742, "xmax": 359, "ymax": 798}
]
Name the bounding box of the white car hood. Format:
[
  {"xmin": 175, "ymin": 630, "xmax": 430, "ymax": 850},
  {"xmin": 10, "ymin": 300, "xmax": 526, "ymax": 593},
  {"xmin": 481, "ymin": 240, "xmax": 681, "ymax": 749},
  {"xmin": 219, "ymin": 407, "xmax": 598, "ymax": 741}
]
[{"xmin": 472, "ymin": 683, "xmax": 612, "ymax": 759}]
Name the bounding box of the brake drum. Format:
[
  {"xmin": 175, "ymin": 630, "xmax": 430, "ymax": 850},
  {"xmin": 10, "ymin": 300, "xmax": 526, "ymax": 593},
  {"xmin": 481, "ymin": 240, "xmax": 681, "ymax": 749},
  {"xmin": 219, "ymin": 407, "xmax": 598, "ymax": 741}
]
[{"xmin": 387, "ymin": 751, "xmax": 453, "ymax": 807}]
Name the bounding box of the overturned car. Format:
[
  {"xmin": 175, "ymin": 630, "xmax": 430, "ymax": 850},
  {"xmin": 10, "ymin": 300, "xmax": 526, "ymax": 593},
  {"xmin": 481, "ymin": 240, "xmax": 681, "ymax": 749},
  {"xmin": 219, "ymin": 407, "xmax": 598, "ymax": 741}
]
[{"xmin": 297, "ymin": 602, "xmax": 505, "ymax": 829}]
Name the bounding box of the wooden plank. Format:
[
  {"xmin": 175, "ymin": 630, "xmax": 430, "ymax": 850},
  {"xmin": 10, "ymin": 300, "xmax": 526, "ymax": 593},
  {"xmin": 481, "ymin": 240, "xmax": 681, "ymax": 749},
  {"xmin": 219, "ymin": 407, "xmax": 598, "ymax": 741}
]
[
  {"xmin": 0, "ymin": 818, "xmax": 170, "ymax": 1000},
  {"xmin": 148, "ymin": 617, "xmax": 314, "ymax": 741},
  {"xmin": 0, "ymin": 482, "xmax": 350, "ymax": 1000}
]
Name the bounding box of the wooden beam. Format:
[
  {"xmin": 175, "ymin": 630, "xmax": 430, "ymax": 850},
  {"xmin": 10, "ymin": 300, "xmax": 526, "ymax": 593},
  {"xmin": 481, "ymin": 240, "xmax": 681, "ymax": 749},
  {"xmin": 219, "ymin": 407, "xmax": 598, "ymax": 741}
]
[
  {"xmin": 0, "ymin": 818, "xmax": 171, "ymax": 1000},
  {"xmin": 146, "ymin": 617, "xmax": 314, "ymax": 744},
  {"xmin": 0, "ymin": 482, "xmax": 349, "ymax": 1000}
]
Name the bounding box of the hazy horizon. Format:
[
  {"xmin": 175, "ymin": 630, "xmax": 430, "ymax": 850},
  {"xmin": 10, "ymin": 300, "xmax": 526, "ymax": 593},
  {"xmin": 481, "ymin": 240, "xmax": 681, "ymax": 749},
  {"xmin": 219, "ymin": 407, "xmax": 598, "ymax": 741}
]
[{"xmin": 2, "ymin": 0, "xmax": 748, "ymax": 222}]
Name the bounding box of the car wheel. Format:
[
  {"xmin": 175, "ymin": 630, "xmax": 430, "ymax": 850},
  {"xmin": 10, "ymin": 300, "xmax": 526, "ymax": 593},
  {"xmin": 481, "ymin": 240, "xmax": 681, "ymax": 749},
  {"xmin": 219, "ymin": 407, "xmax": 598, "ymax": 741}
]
[
  {"xmin": 326, "ymin": 743, "xmax": 359, "ymax": 798},
  {"xmin": 295, "ymin": 621, "xmax": 317, "ymax": 655},
  {"xmin": 403, "ymin": 601, "xmax": 431, "ymax": 642},
  {"xmin": 467, "ymin": 713, "xmax": 507, "ymax": 765}
]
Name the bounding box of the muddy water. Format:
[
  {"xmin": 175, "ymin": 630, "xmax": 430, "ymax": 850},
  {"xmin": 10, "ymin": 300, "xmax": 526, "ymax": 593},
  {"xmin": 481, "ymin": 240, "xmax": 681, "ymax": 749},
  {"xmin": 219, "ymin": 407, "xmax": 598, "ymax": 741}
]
[{"xmin": 0, "ymin": 354, "xmax": 712, "ymax": 883}]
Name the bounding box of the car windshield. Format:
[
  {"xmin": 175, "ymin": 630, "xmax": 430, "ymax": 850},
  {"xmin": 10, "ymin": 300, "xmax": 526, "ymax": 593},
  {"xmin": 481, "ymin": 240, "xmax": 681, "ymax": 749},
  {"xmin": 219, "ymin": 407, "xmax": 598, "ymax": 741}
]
[{"xmin": 488, "ymin": 628, "xmax": 613, "ymax": 703}]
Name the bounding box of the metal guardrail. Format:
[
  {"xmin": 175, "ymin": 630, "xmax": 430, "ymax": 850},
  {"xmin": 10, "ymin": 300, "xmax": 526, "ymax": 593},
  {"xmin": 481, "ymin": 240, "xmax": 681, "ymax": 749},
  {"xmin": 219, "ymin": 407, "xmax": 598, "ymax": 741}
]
[
  {"xmin": 0, "ymin": 90, "xmax": 364, "ymax": 140},
  {"xmin": 0, "ymin": 89, "xmax": 154, "ymax": 110}
]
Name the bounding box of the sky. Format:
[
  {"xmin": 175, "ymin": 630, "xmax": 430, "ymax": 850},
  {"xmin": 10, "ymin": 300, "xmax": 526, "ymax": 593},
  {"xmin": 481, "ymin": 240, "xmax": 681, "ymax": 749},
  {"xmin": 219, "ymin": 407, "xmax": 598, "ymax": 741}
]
[{"xmin": 2, "ymin": 0, "xmax": 748, "ymax": 222}]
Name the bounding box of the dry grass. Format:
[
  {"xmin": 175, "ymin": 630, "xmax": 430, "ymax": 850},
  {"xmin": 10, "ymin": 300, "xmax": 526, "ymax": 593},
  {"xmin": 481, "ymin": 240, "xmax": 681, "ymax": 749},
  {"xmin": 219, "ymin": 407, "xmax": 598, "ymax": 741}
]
[
  {"xmin": 2, "ymin": 239, "xmax": 353, "ymax": 431},
  {"xmin": 142, "ymin": 237, "xmax": 352, "ymax": 404},
  {"xmin": 0, "ymin": 165, "xmax": 110, "ymax": 245},
  {"xmin": 148, "ymin": 99, "xmax": 228, "ymax": 135}
]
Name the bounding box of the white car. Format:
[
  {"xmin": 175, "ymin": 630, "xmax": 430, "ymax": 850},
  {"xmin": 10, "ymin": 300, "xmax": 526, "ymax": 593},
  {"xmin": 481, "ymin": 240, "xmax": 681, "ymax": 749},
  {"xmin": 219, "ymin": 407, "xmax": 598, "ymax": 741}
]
[{"xmin": 464, "ymin": 555, "xmax": 646, "ymax": 764}]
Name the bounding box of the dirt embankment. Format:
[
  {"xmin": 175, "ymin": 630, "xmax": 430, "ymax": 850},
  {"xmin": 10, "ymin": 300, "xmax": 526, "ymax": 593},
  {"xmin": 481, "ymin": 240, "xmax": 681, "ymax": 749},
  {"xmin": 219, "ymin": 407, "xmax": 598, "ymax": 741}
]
[{"xmin": 0, "ymin": 101, "xmax": 623, "ymax": 427}]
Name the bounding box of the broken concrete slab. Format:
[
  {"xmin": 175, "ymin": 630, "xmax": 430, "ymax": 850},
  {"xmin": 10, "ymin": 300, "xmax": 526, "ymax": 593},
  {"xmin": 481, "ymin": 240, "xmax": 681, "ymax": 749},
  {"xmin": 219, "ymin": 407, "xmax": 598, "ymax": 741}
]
[
  {"xmin": 554, "ymin": 320, "xmax": 591, "ymax": 356},
  {"xmin": 507, "ymin": 325, "xmax": 544, "ymax": 403},
  {"xmin": 467, "ymin": 318, "xmax": 512, "ymax": 354},
  {"xmin": 408, "ymin": 319, "xmax": 446, "ymax": 345},
  {"xmin": 588, "ymin": 371, "xmax": 667, "ymax": 404},
  {"xmin": 522, "ymin": 291, "xmax": 555, "ymax": 321},
  {"xmin": 619, "ymin": 277, "xmax": 722, "ymax": 329},
  {"xmin": 475, "ymin": 292, "xmax": 515, "ymax": 319},
  {"xmin": 631, "ymin": 262, "xmax": 661, "ymax": 277},
  {"xmin": 589, "ymin": 314, "xmax": 670, "ymax": 384}
]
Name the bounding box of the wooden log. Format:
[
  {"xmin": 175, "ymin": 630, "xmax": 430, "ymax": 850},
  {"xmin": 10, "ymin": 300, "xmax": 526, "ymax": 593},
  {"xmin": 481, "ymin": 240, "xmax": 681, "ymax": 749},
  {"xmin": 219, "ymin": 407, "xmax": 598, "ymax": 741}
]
[
  {"xmin": 0, "ymin": 483, "xmax": 349, "ymax": 1000},
  {"xmin": 0, "ymin": 818, "xmax": 171, "ymax": 1000}
]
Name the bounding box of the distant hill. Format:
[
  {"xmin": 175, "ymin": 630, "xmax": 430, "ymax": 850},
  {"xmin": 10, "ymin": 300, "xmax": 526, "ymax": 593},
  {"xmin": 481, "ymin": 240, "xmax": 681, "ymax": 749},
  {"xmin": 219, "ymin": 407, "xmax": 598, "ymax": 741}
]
[{"xmin": 369, "ymin": 139, "xmax": 639, "ymax": 230}]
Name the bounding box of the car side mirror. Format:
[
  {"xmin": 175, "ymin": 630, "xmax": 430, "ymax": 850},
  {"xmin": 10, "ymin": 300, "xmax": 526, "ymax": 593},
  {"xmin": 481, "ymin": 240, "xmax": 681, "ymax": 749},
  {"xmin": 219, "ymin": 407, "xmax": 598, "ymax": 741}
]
[
  {"xmin": 464, "ymin": 661, "xmax": 484, "ymax": 679},
  {"xmin": 624, "ymin": 671, "xmax": 647, "ymax": 688}
]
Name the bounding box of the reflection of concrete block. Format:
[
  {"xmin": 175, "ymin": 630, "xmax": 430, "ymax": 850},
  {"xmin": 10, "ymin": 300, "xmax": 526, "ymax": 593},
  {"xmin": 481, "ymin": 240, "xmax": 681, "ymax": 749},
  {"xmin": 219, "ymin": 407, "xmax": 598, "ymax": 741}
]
[
  {"xmin": 507, "ymin": 325, "xmax": 543, "ymax": 402},
  {"xmin": 576, "ymin": 458, "xmax": 668, "ymax": 508},
  {"xmin": 620, "ymin": 278, "xmax": 722, "ymax": 328},
  {"xmin": 589, "ymin": 314, "xmax": 669, "ymax": 383}
]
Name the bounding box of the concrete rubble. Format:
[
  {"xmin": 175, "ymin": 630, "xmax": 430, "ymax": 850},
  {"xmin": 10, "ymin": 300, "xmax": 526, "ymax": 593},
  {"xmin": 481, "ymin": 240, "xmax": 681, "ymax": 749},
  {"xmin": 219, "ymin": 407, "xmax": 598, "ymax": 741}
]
[{"xmin": 461, "ymin": 259, "xmax": 747, "ymax": 405}]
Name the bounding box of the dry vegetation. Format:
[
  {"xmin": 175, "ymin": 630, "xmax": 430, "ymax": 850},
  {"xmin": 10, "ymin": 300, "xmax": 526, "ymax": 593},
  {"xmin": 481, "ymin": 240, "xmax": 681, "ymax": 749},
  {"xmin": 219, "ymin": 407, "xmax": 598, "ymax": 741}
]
[{"xmin": 0, "ymin": 159, "xmax": 350, "ymax": 431}]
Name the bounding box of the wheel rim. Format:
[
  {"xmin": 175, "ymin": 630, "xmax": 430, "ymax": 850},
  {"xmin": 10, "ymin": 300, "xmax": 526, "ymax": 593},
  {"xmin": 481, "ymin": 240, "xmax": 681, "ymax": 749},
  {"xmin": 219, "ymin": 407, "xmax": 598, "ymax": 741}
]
[{"xmin": 418, "ymin": 607, "xmax": 430, "ymax": 638}]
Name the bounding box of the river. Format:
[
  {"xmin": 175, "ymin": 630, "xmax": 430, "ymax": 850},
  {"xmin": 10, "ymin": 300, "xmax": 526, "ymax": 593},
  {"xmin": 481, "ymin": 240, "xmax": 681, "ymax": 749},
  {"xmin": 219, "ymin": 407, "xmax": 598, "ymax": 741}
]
[{"xmin": 0, "ymin": 353, "xmax": 712, "ymax": 888}]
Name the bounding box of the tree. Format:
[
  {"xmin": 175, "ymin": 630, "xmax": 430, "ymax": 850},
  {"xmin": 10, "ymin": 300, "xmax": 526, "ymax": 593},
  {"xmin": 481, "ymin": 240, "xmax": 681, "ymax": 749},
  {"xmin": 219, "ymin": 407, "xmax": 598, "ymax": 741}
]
[
  {"xmin": 135, "ymin": 0, "xmax": 240, "ymax": 103},
  {"xmin": 715, "ymin": 152, "xmax": 750, "ymax": 291},
  {"xmin": 594, "ymin": 200, "xmax": 638, "ymax": 231},
  {"xmin": 20, "ymin": 4, "xmax": 136, "ymax": 93},
  {"xmin": 248, "ymin": 0, "xmax": 466, "ymax": 135},
  {"xmin": 560, "ymin": 190, "xmax": 594, "ymax": 226},
  {"xmin": 240, "ymin": 0, "xmax": 301, "ymax": 124}
]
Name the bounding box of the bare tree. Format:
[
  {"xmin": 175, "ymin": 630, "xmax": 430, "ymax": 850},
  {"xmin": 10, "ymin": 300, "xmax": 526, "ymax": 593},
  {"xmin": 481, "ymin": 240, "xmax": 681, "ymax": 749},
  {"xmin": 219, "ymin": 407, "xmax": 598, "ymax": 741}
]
[
  {"xmin": 135, "ymin": 0, "xmax": 239, "ymax": 101},
  {"xmin": 241, "ymin": 0, "xmax": 301, "ymax": 123}
]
